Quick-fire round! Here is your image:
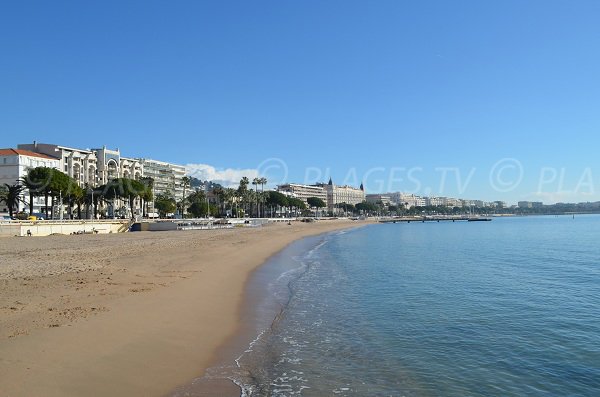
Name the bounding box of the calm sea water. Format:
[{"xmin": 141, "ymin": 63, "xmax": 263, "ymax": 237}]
[{"xmin": 214, "ymin": 216, "xmax": 600, "ymax": 396}]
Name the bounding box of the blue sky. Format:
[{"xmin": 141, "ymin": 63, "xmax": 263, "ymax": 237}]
[{"xmin": 2, "ymin": 1, "xmax": 600, "ymax": 203}]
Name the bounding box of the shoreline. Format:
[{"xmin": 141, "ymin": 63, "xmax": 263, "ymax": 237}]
[
  {"xmin": 173, "ymin": 231, "xmax": 340, "ymax": 396},
  {"xmin": 0, "ymin": 219, "xmax": 370, "ymax": 397}
]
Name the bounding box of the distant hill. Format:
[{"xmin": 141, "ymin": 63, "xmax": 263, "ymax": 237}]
[{"xmin": 189, "ymin": 177, "xmax": 223, "ymax": 191}]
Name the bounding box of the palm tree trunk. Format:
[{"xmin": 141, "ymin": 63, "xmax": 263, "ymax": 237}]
[
  {"xmin": 44, "ymin": 193, "xmax": 49, "ymax": 218},
  {"xmin": 130, "ymin": 197, "xmax": 135, "ymax": 219},
  {"xmin": 29, "ymin": 192, "xmax": 34, "ymax": 215}
]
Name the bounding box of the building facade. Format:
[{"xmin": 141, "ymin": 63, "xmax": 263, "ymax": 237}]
[
  {"xmin": 18, "ymin": 142, "xmax": 100, "ymax": 187},
  {"xmin": 0, "ymin": 148, "xmax": 60, "ymax": 213},
  {"xmin": 17, "ymin": 142, "xmax": 186, "ymax": 217},
  {"xmin": 366, "ymin": 194, "xmax": 392, "ymax": 206},
  {"xmin": 19, "ymin": 142, "xmax": 146, "ymax": 188},
  {"xmin": 389, "ymin": 193, "xmax": 426, "ymax": 208},
  {"xmin": 318, "ymin": 179, "xmax": 365, "ymax": 213},
  {"xmin": 140, "ymin": 158, "xmax": 186, "ymax": 201},
  {"xmin": 276, "ymin": 183, "xmax": 328, "ymax": 205}
]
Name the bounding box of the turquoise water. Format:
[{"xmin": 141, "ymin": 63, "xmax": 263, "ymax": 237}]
[{"xmin": 232, "ymin": 216, "xmax": 600, "ymax": 396}]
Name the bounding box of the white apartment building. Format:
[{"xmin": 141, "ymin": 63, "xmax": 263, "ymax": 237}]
[
  {"xmin": 19, "ymin": 142, "xmax": 145, "ymax": 187},
  {"xmin": 277, "ymin": 183, "xmax": 328, "ymax": 205},
  {"xmin": 93, "ymin": 146, "xmax": 143, "ymax": 184},
  {"xmin": 440, "ymin": 197, "xmax": 463, "ymax": 208},
  {"xmin": 425, "ymin": 196, "xmax": 445, "ymax": 206},
  {"xmin": 18, "ymin": 142, "xmax": 100, "ymax": 187},
  {"xmin": 18, "ymin": 142, "xmax": 187, "ymax": 218},
  {"xmin": 390, "ymin": 193, "xmax": 426, "ymax": 208},
  {"xmin": 0, "ymin": 148, "xmax": 60, "ymax": 213},
  {"xmin": 366, "ymin": 194, "xmax": 392, "ymax": 206},
  {"xmin": 140, "ymin": 158, "xmax": 186, "ymax": 200}
]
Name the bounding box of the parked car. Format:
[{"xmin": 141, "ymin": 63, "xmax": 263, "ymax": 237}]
[{"xmin": 32, "ymin": 213, "xmax": 46, "ymax": 220}]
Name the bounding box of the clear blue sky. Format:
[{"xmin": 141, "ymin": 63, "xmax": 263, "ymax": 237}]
[{"xmin": 2, "ymin": 0, "xmax": 600, "ymax": 203}]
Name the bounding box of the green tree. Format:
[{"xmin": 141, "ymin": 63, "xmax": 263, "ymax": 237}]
[
  {"xmin": 180, "ymin": 176, "xmax": 191, "ymax": 217},
  {"xmin": 287, "ymin": 197, "xmax": 306, "ymax": 217},
  {"xmin": 307, "ymin": 197, "xmax": 326, "ymax": 217},
  {"xmin": 355, "ymin": 201, "xmax": 378, "ymax": 215},
  {"xmin": 307, "ymin": 197, "xmax": 326, "ymax": 209},
  {"xmin": 65, "ymin": 183, "xmax": 85, "ymax": 219},
  {"xmin": 187, "ymin": 190, "xmax": 218, "ymax": 218},
  {"xmin": 21, "ymin": 167, "xmax": 54, "ymax": 217},
  {"xmin": 265, "ymin": 191, "xmax": 288, "ymax": 217},
  {"xmin": 154, "ymin": 193, "xmax": 176, "ymax": 218},
  {"xmin": 139, "ymin": 177, "xmax": 154, "ymax": 217},
  {"xmin": 238, "ymin": 177, "xmax": 250, "ymax": 216},
  {"xmin": 0, "ymin": 184, "xmax": 26, "ymax": 218}
]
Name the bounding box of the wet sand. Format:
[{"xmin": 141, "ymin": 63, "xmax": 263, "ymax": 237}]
[{"xmin": 0, "ymin": 219, "xmax": 367, "ymax": 397}]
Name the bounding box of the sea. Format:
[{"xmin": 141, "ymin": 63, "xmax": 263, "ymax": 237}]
[{"xmin": 185, "ymin": 215, "xmax": 600, "ymax": 396}]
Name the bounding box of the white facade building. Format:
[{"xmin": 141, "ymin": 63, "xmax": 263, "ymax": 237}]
[
  {"xmin": 277, "ymin": 183, "xmax": 328, "ymax": 205},
  {"xmin": 390, "ymin": 193, "xmax": 426, "ymax": 208},
  {"xmin": 19, "ymin": 142, "xmax": 146, "ymax": 188},
  {"xmin": 19, "ymin": 141, "xmax": 187, "ymax": 204},
  {"xmin": 140, "ymin": 158, "xmax": 186, "ymax": 200},
  {"xmin": 366, "ymin": 194, "xmax": 392, "ymax": 206},
  {"xmin": 318, "ymin": 179, "xmax": 365, "ymax": 213},
  {"xmin": 0, "ymin": 148, "xmax": 60, "ymax": 213},
  {"xmin": 440, "ymin": 197, "xmax": 463, "ymax": 208},
  {"xmin": 18, "ymin": 142, "xmax": 100, "ymax": 187}
]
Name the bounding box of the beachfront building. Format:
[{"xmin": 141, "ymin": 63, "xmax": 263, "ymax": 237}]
[
  {"xmin": 441, "ymin": 197, "xmax": 463, "ymax": 208},
  {"xmin": 316, "ymin": 179, "xmax": 365, "ymax": 214},
  {"xmin": 389, "ymin": 192, "xmax": 426, "ymax": 208},
  {"xmin": 139, "ymin": 158, "xmax": 186, "ymax": 201},
  {"xmin": 93, "ymin": 146, "xmax": 143, "ymax": 184},
  {"xmin": 493, "ymin": 201, "xmax": 508, "ymax": 209},
  {"xmin": 18, "ymin": 142, "xmax": 101, "ymax": 187},
  {"xmin": 0, "ymin": 148, "xmax": 60, "ymax": 213},
  {"xmin": 425, "ymin": 196, "xmax": 444, "ymax": 206},
  {"xmin": 366, "ymin": 194, "xmax": 392, "ymax": 206},
  {"xmin": 276, "ymin": 183, "xmax": 328, "ymax": 205},
  {"xmin": 19, "ymin": 142, "xmax": 145, "ymax": 187}
]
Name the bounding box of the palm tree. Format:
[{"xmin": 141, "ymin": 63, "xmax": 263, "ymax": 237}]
[
  {"xmin": 181, "ymin": 176, "xmax": 191, "ymax": 218},
  {"xmin": 139, "ymin": 177, "xmax": 154, "ymax": 217},
  {"xmin": 212, "ymin": 186, "xmax": 224, "ymax": 216},
  {"xmin": 21, "ymin": 166, "xmax": 53, "ymax": 216},
  {"xmin": 252, "ymin": 178, "xmax": 260, "ymax": 217},
  {"xmin": 259, "ymin": 177, "xmax": 267, "ymax": 218},
  {"xmin": 238, "ymin": 177, "xmax": 250, "ymax": 217},
  {"xmin": 223, "ymin": 188, "xmax": 237, "ymax": 217},
  {"xmin": 0, "ymin": 184, "xmax": 26, "ymax": 219}
]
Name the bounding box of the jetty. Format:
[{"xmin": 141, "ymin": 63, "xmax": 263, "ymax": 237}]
[{"xmin": 379, "ymin": 216, "xmax": 492, "ymax": 224}]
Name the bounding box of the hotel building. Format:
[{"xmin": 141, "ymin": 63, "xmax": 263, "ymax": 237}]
[
  {"xmin": 317, "ymin": 179, "xmax": 365, "ymax": 213},
  {"xmin": 0, "ymin": 148, "xmax": 60, "ymax": 213},
  {"xmin": 366, "ymin": 194, "xmax": 392, "ymax": 206},
  {"xmin": 18, "ymin": 142, "xmax": 145, "ymax": 187},
  {"xmin": 17, "ymin": 142, "xmax": 187, "ymax": 216},
  {"xmin": 18, "ymin": 142, "xmax": 101, "ymax": 187},
  {"xmin": 276, "ymin": 183, "xmax": 328, "ymax": 205},
  {"xmin": 390, "ymin": 193, "xmax": 426, "ymax": 208},
  {"xmin": 139, "ymin": 158, "xmax": 187, "ymax": 200}
]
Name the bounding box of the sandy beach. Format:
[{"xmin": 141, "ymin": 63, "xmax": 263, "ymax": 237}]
[{"xmin": 0, "ymin": 219, "xmax": 366, "ymax": 397}]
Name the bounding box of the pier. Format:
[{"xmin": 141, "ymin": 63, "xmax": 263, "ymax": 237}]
[{"xmin": 379, "ymin": 216, "xmax": 492, "ymax": 224}]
